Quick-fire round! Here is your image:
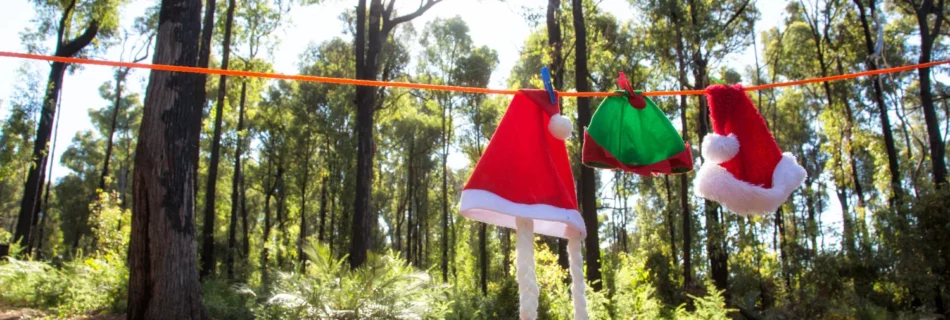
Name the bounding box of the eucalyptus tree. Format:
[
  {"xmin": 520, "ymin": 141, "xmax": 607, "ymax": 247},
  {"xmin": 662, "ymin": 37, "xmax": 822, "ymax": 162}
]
[{"xmin": 14, "ymin": 0, "xmax": 122, "ymax": 255}]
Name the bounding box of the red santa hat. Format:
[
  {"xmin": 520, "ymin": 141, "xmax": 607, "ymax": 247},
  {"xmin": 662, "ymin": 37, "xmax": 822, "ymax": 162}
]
[
  {"xmin": 695, "ymin": 84, "xmax": 807, "ymax": 215},
  {"xmin": 459, "ymin": 89, "xmax": 584, "ymax": 239},
  {"xmin": 459, "ymin": 89, "xmax": 588, "ymax": 320}
]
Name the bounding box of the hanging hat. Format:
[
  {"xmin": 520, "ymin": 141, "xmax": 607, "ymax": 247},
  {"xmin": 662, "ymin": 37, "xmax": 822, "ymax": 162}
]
[
  {"xmin": 582, "ymin": 91, "xmax": 693, "ymax": 176},
  {"xmin": 459, "ymin": 89, "xmax": 584, "ymax": 239},
  {"xmin": 695, "ymin": 84, "xmax": 807, "ymax": 215},
  {"xmin": 459, "ymin": 89, "xmax": 588, "ymax": 320}
]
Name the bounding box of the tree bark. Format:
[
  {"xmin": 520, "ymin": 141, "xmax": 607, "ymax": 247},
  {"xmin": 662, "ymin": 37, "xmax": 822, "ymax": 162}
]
[
  {"xmin": 665, "ymin": 176, "xmax": 677, "ymax": 265},
  {"xmin": 100, "ymin": 69, "xmax": 131, "ymax": 192},
  {"xmin": 350, "ymin": 0, "xmax": 440, "ymax": 270},
  {"xmin": 909, "ymin": 0, "xmax": 948, "ymax": 186},
  {"xmin": 298, "ymin": 134, "xmax": 312, "ymax": 265},
  {"xmin": 571, "ymin": 0, "xmax": 602, "ymax": 290},
  {"xmin": 547, "ymin": 0, "xmax": 571, "ymax": 272},
  {"xmin": 441, "ymin": 97, "xmax": 450, "ymax": 282},
  {"xmin": 14, "ymin": 15, "xmax": 99, "ymax": 254},
  {"xmin": 260, "ymin": 158, "xmax": 276, "ymax": 286},
  {"xmin": 127, "ymin": 0, "xmax": 208, "ymax": 317},
  {"xmin": 225, "ymin": 81, "xmax": 246, "ymax": 280},
  {"xmin": 200, "ymin": 0, "xmax": 236, "ymax": 280},
  {"xmin": 695, "ymin": 64, "xmax": 729, "ymax": 294},
  {"xmin": 853, "ymin": 0, "xmax": 904, "ymax": 207}
]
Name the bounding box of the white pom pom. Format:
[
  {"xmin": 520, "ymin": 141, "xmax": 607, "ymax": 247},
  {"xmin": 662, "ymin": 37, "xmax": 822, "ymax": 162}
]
[
  {"xmin": 701, "ymin": 133, "xmax": 740, "ymax": 164},
  {"xmin": 548, "ymin": 114, "xmax": 573, "ymax": 140}
]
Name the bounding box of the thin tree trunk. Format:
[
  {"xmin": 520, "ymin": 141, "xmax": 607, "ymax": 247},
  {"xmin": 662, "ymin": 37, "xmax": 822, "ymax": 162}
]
[
  {"xmin": 100, "ymin": 69, "xmax": 130, "ymax": 192},
  {"xmin": 34, "ymin": 92, "xmax": 64, "ymax": 256},
  {"xmin": 695, "ymin": 64, "xmax": 729, "ymax": 293},
  {"xmin": 665, "ymin": 176, "xmax": 677, "ymax": 265},
  {"xmin": 200, "ymin": 0, "xmax": 237, "ymax": 280},
  {"xmin": 441, "ymin": 98, "xmax": 450, "ymax": 282},
  {"xmin": 854, "ymin": 0, "xmax": 904, "ymax": 207},
  {"xmin": 127, "ymin": 0, "xmax": 208, "ymax": 316},
  {"xmin": 276, "ymin": 156, "xmax": 288, "ymax": 267},
  {"xmin": 260, "ymin": 160, "xmax": 276, "ymax": 286},
  {"xmin": 913, "ymin": 0, "xmax": 948, "ymax": 186},
  {"xmin": 15, "ymin": 13, "xmax": 99, "ymax": 254},
  {"xmin": 226, "ymin": 81, "xmax": 246, "ymax": 280},
  {"xmin": 298, "ymin": 136, "xmax": 312, "ymax": 265},
  {"xmin": 572, "ymin": 0, "xmax": 602, "ymax": 290}
]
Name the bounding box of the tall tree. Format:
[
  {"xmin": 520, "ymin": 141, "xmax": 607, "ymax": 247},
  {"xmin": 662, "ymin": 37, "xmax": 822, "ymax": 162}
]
[
  {"xmin": 897, "ymin": 0, "xmax": 947, "ymax": 186},
  {"xmin": 200, "ymin": 0, "xmax": 237, "ymax": 279},
  {"xmin": 226, "ymin": 82, "xmax": 247, "ymax": 279},
  {"xmin": 852, "ymin": 0, "xmax": 904, "ymax": 206},
  {"xmin": 14, "ymin": 0, "xmax": 118, "ymax": 254},
  {"xmin": 127, "ymin": 0, "xmax": 208, "ymax": 317},
  {"xmin": 350, "ymin": 0, "xmax": 441, "ymax": 269},
  {"xmin": 571, "ymin": 0, "xmax": 602, "ymax": 291}
]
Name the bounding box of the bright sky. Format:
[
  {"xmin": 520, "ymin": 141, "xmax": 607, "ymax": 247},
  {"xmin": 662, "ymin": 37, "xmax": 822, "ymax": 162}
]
[{"xmin": 2, "ymin": 0, "xmax": 842, "ymax": 244}]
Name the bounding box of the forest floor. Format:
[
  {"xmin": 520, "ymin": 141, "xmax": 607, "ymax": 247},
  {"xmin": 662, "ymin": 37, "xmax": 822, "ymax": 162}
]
[{"xmin": 0, "ymin": 302, "xmax": 123, "ymax": 320}]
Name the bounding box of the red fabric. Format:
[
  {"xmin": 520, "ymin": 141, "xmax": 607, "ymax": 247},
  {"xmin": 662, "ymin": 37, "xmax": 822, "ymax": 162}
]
[
  {"xmin": 463, "ymin": 90, "xmax": 578, "ymax": 211},
  {"xmin": 706, "ymin": 84, "xmax": 783, "ymax": 188},
  {"xmin": 582, "ymin": 131, "xmax": 693, "ymax": 176}
]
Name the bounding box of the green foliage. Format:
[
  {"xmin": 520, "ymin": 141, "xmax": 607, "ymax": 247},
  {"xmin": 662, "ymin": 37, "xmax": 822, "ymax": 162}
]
[
  {"xmin": 0, "ymin": 252, "xmax": 128, "ymax": 317},
  {"xmin": 256, "ymin": 242, "xmax": 450, "ymax": 319},
  {"xmin": 672, "ymin": 281, "xmax": 735, "ymax": 320}
]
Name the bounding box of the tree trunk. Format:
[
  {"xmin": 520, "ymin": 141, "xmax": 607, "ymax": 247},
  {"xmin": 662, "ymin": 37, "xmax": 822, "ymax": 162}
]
[
  {"xmin": 571, "ymin": 0, "xmax": 602, "ymax": 291},
  {"xmin": 853, "ymin": 0, "xmax": 904, "ymax": 207},
  {"xmin": 547, "ymin": 0, "xmax": 571, "ymax": 272},
  {"xmin": 260, "ymin": 161, "xmax": 276, "ymax": 286},
  {"xmin": 226, "ymin": 81, "xmax": 246, "ymax": 280},
  {"xmin": 776, "ymin": 207, "xmax": 791, "ymax": 290},
  {"xmin": 276, "ymin": 156, "xmax": 288, "ymax": 267},
  {"xmin": 14, "ymin": 16, "xmax": 99, "ymax": 254},
  {"xmin": 665, "ymin": 176, "xmax": 678, "ymax": 265},
  {"xmin": 127, "ymin": 0, "xmax": 208, "ymax": 316},
  {"xmin": 318, "ymin": 138, "xmax": 330, "ymax": 243},
  {"xmin": 298, "ymin": 135, "xmax": 312, "ymax": 265},
  {"xmin": 200, "ymin": 0, "xmax": 237, "ymax": 280},
  {"xmin": 100, "ymin": 69, "xmax": 130, "ymax": 192},
  {"xmin": 441, "ymin": 98, "xmax": 450, "ymax": 282},
  {"xmin": 350, "ymin": 0, "xmax": 377, "ymax": 270},
  {"xmin": 694, "ymin": 63, "xmax": 729, "ymax": 294},
  {"xmin": 912, "ymin": 0, "xmax": 948, "ymax": 186},
  {"xmin": 33, "ymin": 91, "xmax": 64, "ymax": 256}
]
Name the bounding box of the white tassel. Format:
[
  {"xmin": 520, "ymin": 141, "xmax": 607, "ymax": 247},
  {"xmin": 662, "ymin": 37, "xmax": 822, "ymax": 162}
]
[
  {"xmin": 568, "ymin": 238, "xmax": 589, "ymax": 320},
  {"xmin": 516, "ymin": 218, "xmax": 539, "ymax": 320}
]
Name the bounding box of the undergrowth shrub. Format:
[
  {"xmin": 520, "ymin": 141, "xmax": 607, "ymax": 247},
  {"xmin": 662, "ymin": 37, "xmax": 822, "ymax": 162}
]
[
  {"xmin": 256, "ymin": 241, "xmax": 450, "ymax": 319},
  {"xmin": 0, "ymin": 252, "xmax": 127, "ymax": 317}
]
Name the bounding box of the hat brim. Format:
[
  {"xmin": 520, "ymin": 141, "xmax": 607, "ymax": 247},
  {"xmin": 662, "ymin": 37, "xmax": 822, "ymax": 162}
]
[
  {"xmin": 694, "ymin": 152, "xmax": 806, "ymax": 215},
  {"xmin": 460, "ymin": 189, "xmax": 586, "ymax": 240}
]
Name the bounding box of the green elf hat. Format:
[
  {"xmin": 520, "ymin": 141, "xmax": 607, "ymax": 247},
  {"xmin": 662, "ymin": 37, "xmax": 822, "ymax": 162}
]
[{"xmin": 582, "ymin": 73, "xmax": 693, "ymax": 176}]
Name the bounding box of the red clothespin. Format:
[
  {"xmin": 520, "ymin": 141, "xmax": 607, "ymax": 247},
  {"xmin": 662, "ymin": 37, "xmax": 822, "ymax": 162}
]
[{"xmin": 617, "ymin": 72, "xmax": 646, "ymax": 109}]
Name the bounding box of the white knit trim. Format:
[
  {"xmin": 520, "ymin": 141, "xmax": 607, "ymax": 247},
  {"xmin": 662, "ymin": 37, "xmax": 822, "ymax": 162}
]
[
  {"xmin": 516, "ymin": 218, "xmax": 539, "ymax": 320},
  {"xmin": 695, "ymin": 153, "xmax": 806, "ymax": 216},
  {"xmin": 460, "ymin": 189, "xmax": 586, "ymax": 240},
  {"xmin": 568, "ymin": 239, "xmax": 588, "ymax": 320}
]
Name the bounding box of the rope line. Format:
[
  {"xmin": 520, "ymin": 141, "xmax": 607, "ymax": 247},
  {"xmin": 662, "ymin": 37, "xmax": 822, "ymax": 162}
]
[{"xmin": 1, "ymin": 51, "xmax": 947, "ymax": 97}]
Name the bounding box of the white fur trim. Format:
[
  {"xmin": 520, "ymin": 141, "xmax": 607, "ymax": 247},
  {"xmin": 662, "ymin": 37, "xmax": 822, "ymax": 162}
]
[
  {"xmin": 516, "ymin": 218, "xmax": 539, "ymax": 320},
  {"xmin": 701, "ymin": 133, "xmax": 739, "ymax": 164},
  {"xmin": 549, "ymin": 114, "xmax": 573, "ymax": 140},
  {"xmin": 460, "ymin": 189, "xmax": 586, "ymax": 239},
  {"xmin": 695, "ymin": 153, "xmax": 806, "ymax": 216},
  {"xmin": 568, "ymin": 239, "xmax": 588, "ymax": 320}
]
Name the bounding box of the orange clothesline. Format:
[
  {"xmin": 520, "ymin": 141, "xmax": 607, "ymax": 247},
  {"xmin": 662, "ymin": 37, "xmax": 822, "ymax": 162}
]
[{"xmin": 1, "ymin": 51, "xmax": 947, "ymax": 97}]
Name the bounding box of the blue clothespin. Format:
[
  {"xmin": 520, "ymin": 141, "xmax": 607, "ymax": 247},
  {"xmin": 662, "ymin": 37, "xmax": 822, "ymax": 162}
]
[{"xmin": 541, "ymin": 67, "xmax": 557, "ymax": 104}]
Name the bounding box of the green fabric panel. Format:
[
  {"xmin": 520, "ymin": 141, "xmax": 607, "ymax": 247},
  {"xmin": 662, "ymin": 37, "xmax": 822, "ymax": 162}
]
[{"xmin": 587, "ymin": 93, "xmax": 686, "ymax": 166}]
